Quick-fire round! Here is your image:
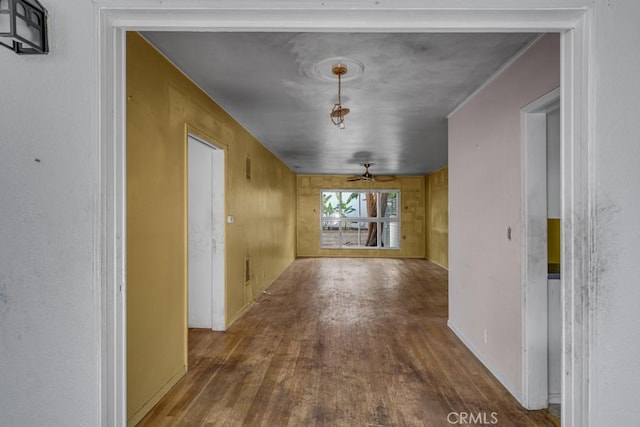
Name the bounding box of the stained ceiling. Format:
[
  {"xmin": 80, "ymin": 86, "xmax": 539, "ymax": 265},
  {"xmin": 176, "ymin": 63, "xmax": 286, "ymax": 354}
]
[{"xmin": 142, "ymin": 31, "xmax": 537, "ymax": 176}]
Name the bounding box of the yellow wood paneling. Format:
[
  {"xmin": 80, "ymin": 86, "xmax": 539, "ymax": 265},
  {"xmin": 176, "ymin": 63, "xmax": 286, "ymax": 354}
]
[
  {"xmin": 547, "ymin": 218, "xmax": 561, "ymax": 271},
  {"xmin": 425, "ymin": 167, "xmax": 449, "ymax": 268},
  {"xmin": 296, "ymin": 175, "xmax": 425, "ymax": 258},
  {"xmin": 126, "ymin": 33, "xmax": 296, "ymax": 424}
]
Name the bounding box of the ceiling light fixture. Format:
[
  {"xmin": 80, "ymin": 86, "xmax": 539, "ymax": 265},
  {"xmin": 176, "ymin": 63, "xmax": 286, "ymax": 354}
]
[
  {"xmin": 329, "ymin": 63, "xmax": 350, "ymax": 130},
  {"xmin": 0, "ymin": 0, "xmax": 48, "ymax": 54}
]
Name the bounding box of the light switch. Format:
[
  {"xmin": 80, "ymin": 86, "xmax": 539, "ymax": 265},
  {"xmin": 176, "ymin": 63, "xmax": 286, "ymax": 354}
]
[{"xmin": 227, "ymin": 215, "xmax": 234, "ymax": 224}]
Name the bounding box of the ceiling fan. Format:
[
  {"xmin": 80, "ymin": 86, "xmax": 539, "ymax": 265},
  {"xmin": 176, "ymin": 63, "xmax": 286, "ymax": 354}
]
[{"xmin": 346, "ymin": 163, "xmax": 396, "ymax": 182}]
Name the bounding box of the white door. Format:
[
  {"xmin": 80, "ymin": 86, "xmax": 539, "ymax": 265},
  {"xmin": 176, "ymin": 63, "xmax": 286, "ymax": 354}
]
[{"xmin": 188, "ymin": 135, "xmax": 225, "ymax": 330}]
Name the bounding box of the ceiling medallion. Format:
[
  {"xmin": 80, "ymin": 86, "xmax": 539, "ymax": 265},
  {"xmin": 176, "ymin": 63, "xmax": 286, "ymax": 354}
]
[
  {"xmin": 312, "ymin": 57, "xmax": 365, "ymax": 82},
  {"xmin": 330, "ymin": 63, "xmax": 350, "ymax": 130}
]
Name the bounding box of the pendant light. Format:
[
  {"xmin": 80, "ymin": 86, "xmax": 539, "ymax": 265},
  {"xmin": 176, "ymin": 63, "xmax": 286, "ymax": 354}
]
[{"xmin": 329, "ymin": 64, "xmax": 350, "ymax": 129}]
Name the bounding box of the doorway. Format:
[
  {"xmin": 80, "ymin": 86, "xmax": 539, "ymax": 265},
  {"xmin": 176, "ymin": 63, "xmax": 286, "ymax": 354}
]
[
  {"xmin": 99, "ymin": 6, "xmax": 593, "ymax": 426},
  {"xmin": 521, "ymin": 88, "xmax": 561, "ymax": 413},
  {"xmin": 187, "ymin": 134, "xmax": 226, "ymax": 331}
]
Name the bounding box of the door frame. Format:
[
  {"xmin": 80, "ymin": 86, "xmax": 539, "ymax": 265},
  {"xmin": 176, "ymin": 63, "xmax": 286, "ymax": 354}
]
[
  {"xmin": 186, "ymin": 131, "xmax": 226, "ymax": 332},
  {"xmin": 521, "ymin": 88, "xmax": 561, "ymax": 409},
  {"xmin": 95, "ymin": 3, "xmax": 594, "ymax": 426}
]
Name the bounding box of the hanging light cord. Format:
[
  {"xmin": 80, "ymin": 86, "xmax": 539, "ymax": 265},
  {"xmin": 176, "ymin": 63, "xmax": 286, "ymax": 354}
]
[
  {"xmin": 337, "ymin": 71, "xmax": 343, "ymax": 107},
  {"xmin": 329, "ymin": 64, "xmax": 350, "ymax": 128}
]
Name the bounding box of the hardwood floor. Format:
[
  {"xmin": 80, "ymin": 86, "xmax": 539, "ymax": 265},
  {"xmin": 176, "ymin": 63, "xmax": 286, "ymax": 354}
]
[{"xmin": 138, "ymin": 258, "xmax": 556, "ymax": 426}]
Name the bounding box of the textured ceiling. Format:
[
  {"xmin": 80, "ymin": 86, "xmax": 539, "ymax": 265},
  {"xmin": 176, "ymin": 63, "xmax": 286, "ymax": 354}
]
[{"xmin": 142, "ymin": 31, "xmax": 537, "ymax": 176}]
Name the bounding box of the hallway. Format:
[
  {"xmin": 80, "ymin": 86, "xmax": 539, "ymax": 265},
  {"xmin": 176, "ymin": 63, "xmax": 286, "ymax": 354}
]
[{"xmin": 139, "ymin": 258, "xmax": 555, "ymax": 426}]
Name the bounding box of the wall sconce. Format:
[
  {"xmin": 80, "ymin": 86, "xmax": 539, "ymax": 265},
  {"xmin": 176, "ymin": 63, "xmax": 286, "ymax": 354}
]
[{"xmin": 0, "ymin": 0, "xmax": 48, "ymax": 54}]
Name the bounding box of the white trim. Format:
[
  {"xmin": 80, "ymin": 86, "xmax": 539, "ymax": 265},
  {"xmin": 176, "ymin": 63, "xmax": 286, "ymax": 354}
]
[
  {"xmin": 96, "ymin": 3, "xmax": 594, "ymax": 426},
  {"xmin": 94, "ymin": 5, "xmax": 588, "ymax": 32},
  {"xmin": 94, "ymin": 5, "xmax": 104, "ymax": 424},
  {"xmin": 98, "ymin": 18, "xmax": 127, "ymax": 426},
  {"xmin": 560, "ymin": 12, "xmax": 594, "ymax": 427},
  {"xmin": 448, "ymin": 320, "xmax": 521, "ymax": 403},
  {"xmin": 520, "ymin": 87, "xmax": 561, "ymax": 410},
  {"xmin": 319, "ymin": 189, "xmax": 401, "ymax": 250}
]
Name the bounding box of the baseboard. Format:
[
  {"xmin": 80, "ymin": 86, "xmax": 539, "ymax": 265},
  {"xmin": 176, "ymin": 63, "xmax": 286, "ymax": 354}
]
[
  {"xmin": 127, "ymin": 365, "xmax": 187, "ymax": 426},
  {"xmin": 296, "ymin": 254, "xmax": 426, "ymax": 259},
  {"xmin": 425, "ymin": 258, "xmax": 449, "ymax": 270},
  {"xmin": 227, "ymin": 258, "xmax": 300, "ymax": 328},
  {"xmin": 447, "ymin": 320, "xmax": 522, "ymax": 404},
  {"xmin": 226, "ymin": 300, "xmax": 254, "ymax": 328},
  {"xmin": 549, "ymin": 393, "xmax": 561, "ymax": 404}
]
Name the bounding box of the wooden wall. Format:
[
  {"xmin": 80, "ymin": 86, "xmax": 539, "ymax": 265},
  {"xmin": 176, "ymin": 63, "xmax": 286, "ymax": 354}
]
[
  {"xmin": 126, "ymin": 33, "xmax": 296, "ymax": 425},
  {"xmin": 296, "ymin": 175, "xmax": 425, "ymax": 258},
  {"xmin": 425, "ymin": 167, "xmax": 449, "ymax": 268}
]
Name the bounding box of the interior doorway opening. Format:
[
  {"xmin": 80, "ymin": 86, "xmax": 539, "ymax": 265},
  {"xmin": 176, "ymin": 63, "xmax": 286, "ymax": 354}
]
[
  {"xmin": 187, "ymin": 133, "xmax": 226, "ymax": 331},
  {"xmin": 99, "ymin": 6, "xmax": 592, "ymax": 427},
  {"xmin": 521, "ymin": 88, "xmax": 561, "ymax": 416}
]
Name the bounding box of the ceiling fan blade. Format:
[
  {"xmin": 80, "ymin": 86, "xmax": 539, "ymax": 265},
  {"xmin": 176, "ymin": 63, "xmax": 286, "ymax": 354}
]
[{"xmin": 345, "ymin": 163, "xmax": 393, "ymax": 183}]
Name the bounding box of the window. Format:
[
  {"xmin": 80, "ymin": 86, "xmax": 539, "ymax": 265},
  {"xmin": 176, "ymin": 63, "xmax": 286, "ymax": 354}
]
[{"xmin": 320, "ymin": 190, "xmax": 400, "ymax": 249}]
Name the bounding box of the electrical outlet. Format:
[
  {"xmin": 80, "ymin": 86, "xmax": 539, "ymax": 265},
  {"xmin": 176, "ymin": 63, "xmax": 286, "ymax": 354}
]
[{"xmin": 484, "ymin": 329, "xmax": 488, "ymax": 344}]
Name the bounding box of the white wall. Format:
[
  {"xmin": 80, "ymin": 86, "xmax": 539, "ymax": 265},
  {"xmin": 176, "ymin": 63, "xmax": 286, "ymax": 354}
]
[
  {"xmin": 448, "ymin": 34, "xmax": 561, "ymax": 397},
  {"xmin": 591, "ymin": 0, "xmax": 640, "ymax": 424},
  {"xmin": 0, "ymin": 0, "xmax": 99, "ymax": 425},
  {"xmin": 1, "ymin": 1, "xmax": 640, "ymax": 426}
]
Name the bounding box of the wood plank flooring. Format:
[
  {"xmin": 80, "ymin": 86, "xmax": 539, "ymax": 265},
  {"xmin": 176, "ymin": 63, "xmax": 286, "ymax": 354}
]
[{"xmin": 138, "ymin": 258, "xmax": 556, "ymax": 426}]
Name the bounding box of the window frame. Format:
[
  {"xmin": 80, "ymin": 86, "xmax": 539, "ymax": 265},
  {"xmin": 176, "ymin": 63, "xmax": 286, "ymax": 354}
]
[{"xmin": 319, "ymin": 189, "xmax": 401, "ymax": 250}]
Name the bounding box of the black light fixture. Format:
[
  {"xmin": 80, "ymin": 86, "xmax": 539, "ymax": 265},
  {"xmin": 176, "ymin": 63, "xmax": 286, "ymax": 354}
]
[
  {"xmin": 329, "ymin": 63, "xmax": 350, "ymax": 130},
  {"xmin": 0, "ymin": 0, "xmax": 48, "ymax": 54}
]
